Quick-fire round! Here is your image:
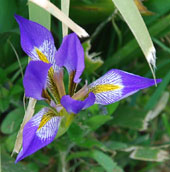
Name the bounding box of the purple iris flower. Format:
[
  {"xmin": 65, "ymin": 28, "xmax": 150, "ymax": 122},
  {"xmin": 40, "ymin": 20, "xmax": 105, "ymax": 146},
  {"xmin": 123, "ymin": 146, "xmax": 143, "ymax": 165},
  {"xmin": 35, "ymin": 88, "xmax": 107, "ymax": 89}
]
[{"xmin": 14, "ymin": 15, "xmax": 161, "ymax": 163}]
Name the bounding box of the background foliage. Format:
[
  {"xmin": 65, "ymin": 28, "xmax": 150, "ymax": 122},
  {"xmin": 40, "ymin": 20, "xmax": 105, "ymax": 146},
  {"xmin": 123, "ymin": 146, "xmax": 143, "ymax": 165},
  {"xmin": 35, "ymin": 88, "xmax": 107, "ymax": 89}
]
[{"xmin": 0, "ymin": 0, "xmax": 170, "ymax": 171}]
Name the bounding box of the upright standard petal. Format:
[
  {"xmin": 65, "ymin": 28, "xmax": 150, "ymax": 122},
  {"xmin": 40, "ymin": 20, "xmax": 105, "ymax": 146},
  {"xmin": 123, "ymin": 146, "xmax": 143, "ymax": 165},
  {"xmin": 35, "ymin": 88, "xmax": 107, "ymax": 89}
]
[
  {"xmin": 55, "ymin": 33, "xmax": 84, "ymax": 83},
  {"xmin": 15, "ymin": 108, "xmax": 61, "ymax": 163},
  {"xmin": 88, "ymin": 69, "xmax": 162, "ymax": 105},
  {"xmin": 61, "ymin": 92, "xmax": 95, "ymax": 114},
  {"xmin": 15, "ymin": 15, "xmax": 58, "ymax": 70},
  {"xmin": 23, "ymin": 61, "xmax": 52, "ymax": 100}
]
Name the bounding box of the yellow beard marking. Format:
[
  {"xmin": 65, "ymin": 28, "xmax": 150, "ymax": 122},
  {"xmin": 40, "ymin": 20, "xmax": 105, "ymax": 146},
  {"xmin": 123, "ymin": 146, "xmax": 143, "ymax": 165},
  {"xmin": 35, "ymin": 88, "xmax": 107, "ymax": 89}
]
[
  {"xmin": 36, "ymin": 48, "xmax": 49, "ymax": 63},
  {"xmin": 38, "ymin": 111, "xmax": 55, "ymax": 130},
  {"xmin": 48, "ymin": 67, "xmax": 54, "ymax": 79},
  {"xmin": 89, "ymin": 84, "xmax": 121, "ymax": 94},
  {"xmin": 35, "ymin": 48, "xmax": 54, "ymax": 77}
]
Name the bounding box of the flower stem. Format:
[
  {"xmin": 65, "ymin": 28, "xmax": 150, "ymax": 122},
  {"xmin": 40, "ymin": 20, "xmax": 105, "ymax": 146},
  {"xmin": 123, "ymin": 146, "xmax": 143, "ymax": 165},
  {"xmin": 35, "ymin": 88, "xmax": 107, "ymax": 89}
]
[{"xmin": 59, "ymin": 151, "xmax": 67, "ymax": 172}]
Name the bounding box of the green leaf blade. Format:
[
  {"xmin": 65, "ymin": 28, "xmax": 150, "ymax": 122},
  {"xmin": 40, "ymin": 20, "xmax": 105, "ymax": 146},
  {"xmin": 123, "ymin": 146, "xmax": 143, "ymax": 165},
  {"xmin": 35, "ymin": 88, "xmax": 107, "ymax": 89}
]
[{"xmin": 112, "ymin": 0, "xmax": 156, "ymax": 78}]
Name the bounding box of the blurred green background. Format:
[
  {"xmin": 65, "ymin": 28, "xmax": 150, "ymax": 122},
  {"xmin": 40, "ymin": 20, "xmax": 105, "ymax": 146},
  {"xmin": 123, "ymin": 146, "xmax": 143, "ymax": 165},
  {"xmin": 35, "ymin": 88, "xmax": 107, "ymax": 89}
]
[{"xmin": 0, "ymin": 0, "xmax": 170, "ymax": 171}]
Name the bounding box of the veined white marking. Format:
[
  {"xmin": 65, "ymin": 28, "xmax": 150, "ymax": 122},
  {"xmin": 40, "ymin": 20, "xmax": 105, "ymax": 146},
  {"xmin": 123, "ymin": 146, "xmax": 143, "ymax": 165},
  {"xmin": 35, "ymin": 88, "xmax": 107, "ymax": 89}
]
[
  {"xmin": 31, "ymin": 108, "xmax": 61, "ymax": 141},
  {"xmin": 31, "ymin": 40, "xmax": 59, "ymax": 72},
  {"xmin": 88, "ymin": 70, "xmax": 124, "ymax": 104},
  {"xmin": 36, "ymin": 116, "xmax": 60, "ymax": 141},
  {"xmin": 89, "ymin": 70, "xmax": 123, "ymax": 88}
]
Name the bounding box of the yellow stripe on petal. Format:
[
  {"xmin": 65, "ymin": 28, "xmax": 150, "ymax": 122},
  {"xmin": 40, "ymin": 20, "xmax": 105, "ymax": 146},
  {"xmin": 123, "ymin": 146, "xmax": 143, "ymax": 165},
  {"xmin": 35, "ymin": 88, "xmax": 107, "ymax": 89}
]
[
  {"xmin": 38, "ymin": 111, "xmax": 56, "ymax": 130},
  {"xmin": 35, "ymin": 48, "xmax": 54, "ymax": 78},
  {"xmin": 89, "ymin": 84, "xmax": 121, "ymax": 94},
  {"xmin": 36, "ymin": 48, "xmax": 49, "ymax": 63}
]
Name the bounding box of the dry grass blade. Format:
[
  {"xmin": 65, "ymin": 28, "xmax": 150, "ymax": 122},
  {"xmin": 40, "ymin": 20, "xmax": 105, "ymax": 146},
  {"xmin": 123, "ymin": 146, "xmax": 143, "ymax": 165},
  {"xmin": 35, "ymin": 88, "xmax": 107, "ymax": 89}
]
[
  {"xmin": 61, "ymin": 0, "xmax": 70, "ymax": 37},
  {"xmin": 12, "ymin": 98, "xmax": 37, "ymax": 155},
  {"xmin": 29, "ymin": 0, "xmax": 89, "ymax": 38}
]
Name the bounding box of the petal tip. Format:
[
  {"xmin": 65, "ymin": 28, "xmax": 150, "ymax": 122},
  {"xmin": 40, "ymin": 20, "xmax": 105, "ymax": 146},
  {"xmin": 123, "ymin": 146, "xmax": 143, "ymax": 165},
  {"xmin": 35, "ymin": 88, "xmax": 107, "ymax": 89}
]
[
  {"xmin": 67, "ymin": 32, "xmax": 78, "ymax": 39},
  {"xmin": 156, "ymin": 79, "xmax": 162, "ymax": 84},
  {"xmin": 14, "ymin": 14, "xmax": 25, "ymax": 23},
  {"xmin": 14, "ymin": 14, "xmax": 20, "ymax": 19},
  {"xmin": 15, "ymin": 152, "xmax": 23, "ymax": 163},
  {"xmin": 15, "ymin": 158, "xmax": 20, "ymax": 164},
  {"xmin": 73, "ymin": 78, "xmax": 81, "ymax": 84}
]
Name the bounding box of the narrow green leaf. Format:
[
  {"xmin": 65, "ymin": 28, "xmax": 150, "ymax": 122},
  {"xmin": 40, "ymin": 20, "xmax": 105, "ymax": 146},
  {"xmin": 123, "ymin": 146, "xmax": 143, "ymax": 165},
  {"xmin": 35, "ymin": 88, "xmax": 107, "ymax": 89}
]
[
  {"xmin": 61, "ymin": 0, "xmax": 70, "ymax": 37},
  {"xmin": 111, "ymin": 0, "xmax": 157, "ymax": 79},
  {"xmin": 28, "ymin": 1, "xmax": 51, "ymax": 29},
  {"xmin": 153, "ymin": 38, "xmax": 170, "ymax": 54}
]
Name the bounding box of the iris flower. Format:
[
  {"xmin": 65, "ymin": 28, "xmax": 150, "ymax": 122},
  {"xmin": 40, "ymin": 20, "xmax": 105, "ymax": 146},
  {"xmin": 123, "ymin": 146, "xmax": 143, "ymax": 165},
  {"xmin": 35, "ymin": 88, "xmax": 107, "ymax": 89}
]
[{"xmin": 15, "ymin": 15, "xmax": 161, "ymax": 162}]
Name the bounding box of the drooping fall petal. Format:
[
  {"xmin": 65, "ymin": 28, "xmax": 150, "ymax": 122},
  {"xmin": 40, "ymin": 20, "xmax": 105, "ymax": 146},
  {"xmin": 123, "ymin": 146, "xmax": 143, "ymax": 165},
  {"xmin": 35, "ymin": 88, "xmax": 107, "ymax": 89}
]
[
  {"xmin": 15, "ymin": 108, "xmax": 61, "ymax": 163},
  {"xmin": 88, "ymin": 69, "xmax": 162, "ymax": 105}
]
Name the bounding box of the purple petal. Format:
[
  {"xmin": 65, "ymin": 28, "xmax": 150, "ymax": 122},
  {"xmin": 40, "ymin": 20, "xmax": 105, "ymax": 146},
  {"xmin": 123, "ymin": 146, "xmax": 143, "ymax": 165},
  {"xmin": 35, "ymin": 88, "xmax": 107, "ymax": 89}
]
[
  {"xmin": 88, "ymin": 69, "xmax": 162, "ymax": 105},
  {"xmin": 23, "ymin": 61, "xmax": 52, "ymax": 100},
  {"xmin": 15, "ymin": 108, "xmax": 61, "ymax": 163},
  {"xmin": 15, "ymin": 15, "xmax": 57, "ymax": 69},
  {"xmin": 61, "ymin": 92, "xmax": 95, "ymax": 114},
  {"xmin": 55, "ymin": 33, "xmax": 84, "ymax": 83}
]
